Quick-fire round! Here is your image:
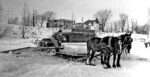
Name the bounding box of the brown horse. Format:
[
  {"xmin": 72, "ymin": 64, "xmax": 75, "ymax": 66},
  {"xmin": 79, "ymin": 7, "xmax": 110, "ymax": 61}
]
[
  {"xmin": 115, "ymin": 32, "xmax": 133, "ymax": 67},
  {"xmin": 86, "ymin": 36, "xmax": 122, "ymax": 68}
]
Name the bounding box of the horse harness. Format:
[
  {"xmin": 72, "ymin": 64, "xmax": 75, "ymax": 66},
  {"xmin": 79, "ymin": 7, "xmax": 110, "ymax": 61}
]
[
  {"xmin": 122, "ymin": 36, "xmax": 132, "ymax": 49},
  {"xmin": 99, "ymin": 37, "xmax": 113, "ymax": 52}
]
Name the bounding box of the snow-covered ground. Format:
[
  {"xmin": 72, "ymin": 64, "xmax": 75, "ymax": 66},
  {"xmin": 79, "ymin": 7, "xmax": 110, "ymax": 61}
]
[
  {"xmin": 0, "ymin": 37, "xmax": 36, "ymax": 52},
  {"xmin": 131, "ymin": 41, "xmax": 150, "ymax": 59},
  {"xmin": 0, "ymin": 33, "xmax": 150, "ymax": 59},
  {"xmin": 1, "ymin": 34, "xmax": 150, "ymax": 77}
]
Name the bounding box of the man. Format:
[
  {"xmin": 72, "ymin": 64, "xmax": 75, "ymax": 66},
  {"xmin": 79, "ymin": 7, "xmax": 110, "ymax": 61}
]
[{"xmin": 51, "ymin": 30, "xmax": 62, "ymax": 53}]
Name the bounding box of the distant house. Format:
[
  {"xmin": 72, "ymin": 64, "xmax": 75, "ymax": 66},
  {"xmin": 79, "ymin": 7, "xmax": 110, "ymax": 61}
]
[
  {"xmin": 83, "ymin": 20, "xmax": 95, "ymax": 29},
  {"xmin": 83, "ymin": 19, "xmax": 102, "ymax": 32},
  {"xmin": 47, "ymin": 19, "xmax": 75, "ymax": 29},
  {"xmin": 73, "ymin": 23, "xmax": 84, "ymax": 29}
]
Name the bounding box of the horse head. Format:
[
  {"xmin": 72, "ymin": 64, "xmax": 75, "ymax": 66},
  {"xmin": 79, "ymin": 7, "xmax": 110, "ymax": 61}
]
[{"xmin": 119, "ymin": 32, "xmax": 133, "ymax": 53}]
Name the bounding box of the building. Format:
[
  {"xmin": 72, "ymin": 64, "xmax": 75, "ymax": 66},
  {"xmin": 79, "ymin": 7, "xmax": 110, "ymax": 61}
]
[
  {"xmin": 47, "ymin": 19, "xmax": 75, "ymax": 29},
  {"xmin": 83, "ymin": 19, "xmax": 102, "ymax": 32},
  {"xmin": 73, "ymin": 23, "xmax": 84, "ymax": 29}
]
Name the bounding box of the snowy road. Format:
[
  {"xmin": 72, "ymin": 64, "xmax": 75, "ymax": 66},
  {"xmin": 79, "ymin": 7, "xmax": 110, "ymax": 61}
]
[{"xmin": 1, "ymin": 37, "xmax": 150, "ymax": 77}]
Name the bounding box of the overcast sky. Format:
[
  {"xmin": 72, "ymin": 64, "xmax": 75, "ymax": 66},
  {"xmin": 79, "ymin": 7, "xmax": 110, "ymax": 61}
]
[{"xmin": 1, "ymin": 0, "xmax": 150, "ymax": 25}]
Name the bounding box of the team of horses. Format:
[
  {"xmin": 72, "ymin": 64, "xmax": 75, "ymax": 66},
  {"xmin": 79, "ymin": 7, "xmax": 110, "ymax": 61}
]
[
  {"xmin": 36, "ymin": 32, "xmax": 133, "ymax": 69},
  {"xmin": 86, "ymin": 32, "xmax": 133, "ymax": 68}
]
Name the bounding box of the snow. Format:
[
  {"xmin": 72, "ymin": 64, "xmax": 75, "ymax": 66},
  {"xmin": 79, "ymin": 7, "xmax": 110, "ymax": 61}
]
[
  {"xmin": 131, "ymin": 41, "xmax": 150, "ymax": 59},
  {"xmin": 1, "ymin": 33, "xmax": 150, "ymax": 60},
  {"xmin": 1, "ymin": 34, "xmax": 150, "ymax": 77},
  {"xmin": 0, "ymin": 38, "xmax": 36, "ymax": 52}
]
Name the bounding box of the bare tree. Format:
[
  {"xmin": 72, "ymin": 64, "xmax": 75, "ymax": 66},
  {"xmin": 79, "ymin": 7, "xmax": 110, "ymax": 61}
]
[
  {"xmin": 32, "ymin": 10, "xmax": 39, "ymax": 27},
  {"xmin": 30, "ymin": 10, "xmax": 41, "ymax": 27},
  {"xmin": 22, "ymin": 0, "xmax": 30, "ymax": 26},
  {"xmin": 8, "ymin": 16, "xmax": 19, "ymax": 25},
  {"xmin": 131, "ymin": 20, "xmax": 138, "ymax": 32},
  {"xmin": 21, "ymin": 0, "xmax": 29, "ymax": 38},
  {"xmin": 39, "ymin": 11, "xmax": 55, "ymax": 27},
  {"xmin": 0, "ymin": 1, "xmax": 9, "ymax": 38},
  {"xmin": 119, "ymin": 13, "xmax": 128, "ymax": 32},
  {"xmin": 0, "ymin": 1, "xmax": 6, "ymax": 23},
  {"xmin": 113, "ymin": 21, "xmax": 118, "ymax": 32},
  {"xmin": 131, "ymin": 20, "xmax": 149, "ymax": 34},
  {"xmin": 143, "ymin": 24, "xmax": 150, "ymax": 34},
  {"xmin": 39, "ymin": 14, "xmax": 46, "ymax": 27},
  {"xmin": 0, "ymin": 2, "xmax": 3, "ymax": 23},
  {"xmin": 43, "ymin": 11, "xmax": 55, "ymax": 21},
  {"xmin": 94, "ymin": 9, "xmax": 112, "ymax": 32},
  {"xmin": 113, "ymin": 20, "xmax": 122, "ymax": 32},
  {"xmin": 110, "ymin": 22, "xmax": 113, "ymax": 32}
]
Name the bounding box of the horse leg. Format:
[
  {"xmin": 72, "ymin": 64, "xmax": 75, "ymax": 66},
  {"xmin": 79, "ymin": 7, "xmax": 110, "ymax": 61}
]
[
  {"xmin": 127, "ymin": 45, "xmax": 131, "ymax": 53},
  {"xmin": 117, "ymin": 53, "xmax": 121, "ymax": 67},
  {"xmin": 89, "ymin": 50, "xmax": 96, "ymax": 66},
  {"xmin": 86, "ymin": 41, "xmax": 91, "ymax": 65},
  {"xmin": 86, "ymin": 48, "xmax": 91, "ymax": 65},
  {"xmin": 105, "ymin": 53, "xmax": 111, "ymax": 68},
  {"xmin": 101, "ymin": 48, "xmax": 108, "ymax": 64},
  {"xmin": 145, "ymin": 43, "xmax": 148, "ymax": 48},
  {"xmin": 101, "ymin": 55, "xmax": 105, "ymax": 65},
  {"xmin": 100, "ymin": 49, "xmax": 105, "ymax": 65},
  {"xmin": 112, "ymin": 52, "xmax": 116, "ymax": 68}
]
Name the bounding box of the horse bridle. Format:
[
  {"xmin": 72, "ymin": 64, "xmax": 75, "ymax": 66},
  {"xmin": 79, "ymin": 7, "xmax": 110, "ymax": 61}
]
[
  {"xmin": 122, "ymin": 36, "xmax": 132, "ymax": 47},
  {"xmin": 121, "ymin": 36, "xmax": 132, "ymax": 54}
]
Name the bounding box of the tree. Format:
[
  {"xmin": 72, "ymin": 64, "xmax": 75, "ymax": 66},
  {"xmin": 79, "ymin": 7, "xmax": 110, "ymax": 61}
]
[
  {"xmin": 8, "ymin": 16, "xmax": 19, "ymax": 25},
  {"xmin": 43, "ymin": 11, "xmax": 55, "ymax": 21},
  {"xmin": 94, "ymin": 9, "xmax": 112, "ymax": 32},
  {"xmin": 32, "ymin": 9, "xmax": 39, "ymax": 27},
  {"xmin": 131, "ymin": 20, "xmax": 138, "ymax": 32},
  {"xmin": 22, "ymin": 0, "xmax": 33, "ymax": 26},
  {"xmin": 0, "ymin": 2, "xmax": 3, "ymax": 23},
  {"xmin": 39, "ymin": 11, "xmax": 55, "ymax": 27},
  {"xmin": 0, "ymin": 1, "xmax": 6, "ymax": 23},
  {"xmin": 119, "ymin": 13, "xmax": 128, "ymax": 32},
  {"xmin": 114, "ymin": 21, "xmax": 118, "ymax": 32},
  {"xmin": 0, "ymin": 1, "xmax": 9, "ymax": 38},
  {"xmin": 113, "ymin": 20, "xmax": 122, "ymax": 32},
  {"xmin": 143, "ymin": 24, "xmax": 149, "ymax": 34},
  {"xmin": 21, "ymin": 0, "xmax": 29, "ymax": 38},
  {"xmin": 131, "ymin": 21, "xmax": 149, "ymax": 34}
]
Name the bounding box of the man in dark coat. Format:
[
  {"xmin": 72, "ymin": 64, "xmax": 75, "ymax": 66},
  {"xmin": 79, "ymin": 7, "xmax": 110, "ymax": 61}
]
[{"xmin": 51, "ymin": 30, "xmax": 62, "ymax": 53}]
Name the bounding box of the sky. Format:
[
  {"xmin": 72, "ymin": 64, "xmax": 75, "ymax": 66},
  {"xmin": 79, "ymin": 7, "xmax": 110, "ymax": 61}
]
[{"xmin": 1, "ymin": 0, "xmax": 150, "ymax": 25}]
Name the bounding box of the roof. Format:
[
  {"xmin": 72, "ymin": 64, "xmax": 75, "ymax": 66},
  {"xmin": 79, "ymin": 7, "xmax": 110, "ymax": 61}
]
[
  {"xmin": 84, "ymin": 18, "xmax": 99, "ymax": 25},
  {"xmin": 74, "ymin": 23, "xmax": 83, "ymax": 25},
  {"xmin": 84, "ymin": 20, "xmax": 95, "ymax": 25},
  {"xmin": 48, "ymin": 19, "xmax": 75, "ymax": 22}
]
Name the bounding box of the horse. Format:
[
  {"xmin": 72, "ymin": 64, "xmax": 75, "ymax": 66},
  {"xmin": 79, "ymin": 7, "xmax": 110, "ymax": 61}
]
[
  {"xmin": 112, "ymin": 32, "xmax": 133, "ymax": 67},
  {"xmin": 86, "ymin": 36, "xmax": 122, "ymax": 68},
  {"xmin": 120, "ymin": 32, "xmax": 133, "ymax": 53},
  {"xmin": 145, "ymin": 42, "xmax": 150, "ymax": 48},
  {"xmin": 144, "ymin": 38, "xmax": 150, "ymax": 48}
]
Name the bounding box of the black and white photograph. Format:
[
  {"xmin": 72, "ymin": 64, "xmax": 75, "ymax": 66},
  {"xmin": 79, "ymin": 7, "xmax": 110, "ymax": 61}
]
[{"xmin": 0, "ymin": 0, "xmax": 150, "ymax": 77}]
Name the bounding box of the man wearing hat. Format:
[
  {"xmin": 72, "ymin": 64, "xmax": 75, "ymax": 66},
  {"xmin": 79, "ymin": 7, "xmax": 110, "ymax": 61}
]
[{"xmin": 51, "ymin": 30, "xmax": 62, "ymax": 53}]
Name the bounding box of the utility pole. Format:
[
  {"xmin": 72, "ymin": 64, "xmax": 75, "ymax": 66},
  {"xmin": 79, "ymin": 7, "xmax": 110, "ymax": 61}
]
[
  {"xmin": 148, "ymin": 9, "xmax": 150, "ymax": 38},
  {"xmin": 71, "ymin": 12, "xmax": 74, "ymax": 21},
  {"xmin": 71, "ymin": 12, "xmax": 75, "ymax": 29},
  {"xmin": 82, "ymin": 17, "xmax": 84, "ymax": 23}
]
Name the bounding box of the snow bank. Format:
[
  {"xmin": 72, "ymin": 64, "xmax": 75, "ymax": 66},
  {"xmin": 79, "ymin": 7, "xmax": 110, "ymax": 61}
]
[
  {"xmin": 0, "ymin": 38, "xmax": 36, "ymax": 52},
  {"xmin": 131, "ymin": 41, "xmax": 150, "ymax": 59}
]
